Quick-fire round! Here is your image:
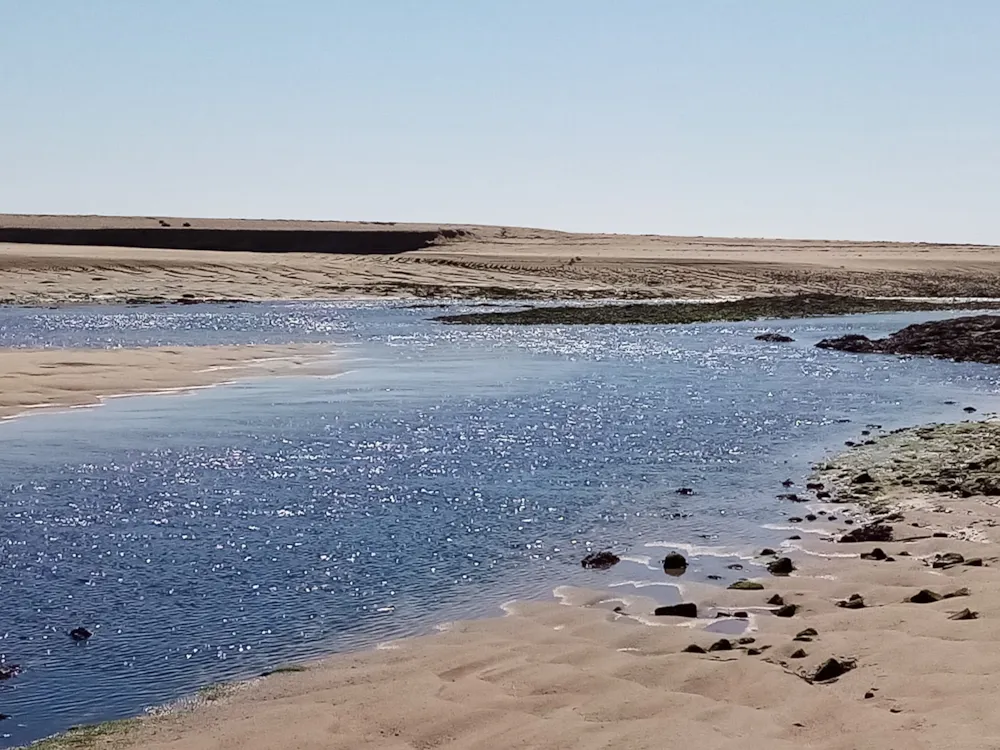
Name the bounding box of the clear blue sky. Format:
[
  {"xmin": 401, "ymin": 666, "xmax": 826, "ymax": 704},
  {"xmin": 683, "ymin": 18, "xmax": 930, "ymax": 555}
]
[{"xmin": 3, "ymin": 1, "xmax": 999, "ymax": 242}]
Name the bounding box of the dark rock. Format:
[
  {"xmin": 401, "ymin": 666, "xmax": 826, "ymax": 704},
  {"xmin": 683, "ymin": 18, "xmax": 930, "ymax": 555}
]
[
  {"xmin": 788, "ymin": 517, "xmax": 804, "ymax": 523},
  {"xmin": 781, "ymin": 479, "xmax": 795, "ymax": 488},
  {"xmin": 806, "ymin": 482, "xmax": 824, "ymax": 491},
  {"xmin": 964, "ymin": 406, "xmax": 978, "ymax": 413},
  {"xmin": 839, "ymin": 524, "xmax": 893, "ymax": 544},
  {"xmin": 0, "ymin": 713, "xmax": 8, "ymax": 720},
  {"xmin": 654, "ymin": 602, "xmax": 698, "ymax": 618},
  {"xmin": 845, "ymin": 441, "xmax": 856, "ymax": 447},
  {"xmin": 933, "ymin": 532, "xmax": 949, "ymax": 538},
  {"xmin": 767, "ymin": 557, "xmax": 796, "ymax": 576},
  {"xmin": 662, "ymin": 552, "xmax": 689, "ymax": 572},
  {"xmin": 760, "ymin": 548, "xmax": 777, "ymax": 556},
  {"xmin": 816, "ymin": 316, "xmax": 1000, "ymax": 367},
  {"xmin": 737, "ymin": 637, "xmax": 756, "ymax": 645},
  {"xmin": 805, "ymin": 514, "xmax": 818, "ymax": 522},
  {"xmin": 816, "ymin": 491, "xmax": 832, "ymax": 499},
  {"xmin": 682, "ymin": 644, "xmax": 707, "ymax": 653},
  {"xmin": 860, "ymin": 548, "xmax": 888, "ymax": 561},
  {"xmin": 675, "ymin": 487, "xmax": 694, "ymax": 495},
  {"xmin": 774, "ymin": 604, "xmax": 799, "ymax": 618},
  {"xmin": 70, "ymin": 627, "xmax": 93, "ymax": 641},
  {"xmin": 733, "ymin": 611, "xmax": 749, "ymax": 619},
  {"xmin": 790, "ymin": 648, "xmax": 808, "ymax": 659},
  {"xmin": 949, "ymin": 608, "xmax": 978, "ymax": 620},
  {"xmin": 837, "ymin": 594, "xmax": 866, "ymax": 609},
  {"xmin": 612, "ymin": 606, "xmax": 624, "ymax": 613},
  {"xmin": 182, "ymin": 222, "xmax": 191, "ymax": 227},
  {"xmin": 581, "ymin": 551, "xmax": 620, "ymax": 570},
  {"xmin": 708, "ymin": 639, "xmax": 733, "ymax": 652},
  {"xmin": 828, "ymin": 515, "xmax": 838, "ymax": 521},
  {"xmin": 964, "ymin": 558, "xmax": 984, "ymax": 567},
  {"xmin": 812, "ymin": 657, "xmax": 856, "ymax": 682},
  {"xmin": 755, "ymin": 333, "xmax": 795, "ymax": 343},
  {"xmin": 779, "ymin": 493, "xmax": 806, "ymax": 502},
  {"xmin": 0, "ymin": 664, "xmax": 22, "ymax": 680},
  {"xmin": 707, "ymin": 574, "xmax": 724, "ymax": 580},
  {"xmin": 932, "ymin": 552, "xmax": 965, "ymax": 569},
  {"xmin": 767, "ymin": 594, "xmax": 785, "ymax": 606},
  {"xmin": 909, "ymin": 589, "xmax": 943, "ymax": 603},
  {"xmin": 787, "ymin": 535, "xmax": 801, "ymax": 540},
  {"xmin": 728, "ymin": 580, "xmax": 764, "ymax": 591},
  {"xmin": 746, "ymin": 648, "xmax": 763, "ymax": 655},
  {"xmin": 727, "ymin": 563, "xmax": 744, "ymax": 570},
  {"xmin": 865, "ymin": 691, "xmax": 875, "ymax": 699},
  {"xmin": 944, "ymin": 587, "xmax": 971, "ymax": 599},
  {"xmin": 797, "ymin": 628, "xmax": 819, "ymax": 638},
  {"xmin": 852, "ymin": 471, "xmax": 875, "ymax": 484}
]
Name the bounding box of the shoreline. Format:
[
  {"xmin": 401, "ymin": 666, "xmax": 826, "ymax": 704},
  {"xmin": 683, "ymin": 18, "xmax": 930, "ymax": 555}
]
[
  {"xmin": 0, "ymin": 344, "xmax": 333, "ymax": 422},
  {"xmin": 23, "ymin": 419, "xmax": 1000, "ymax": 749}
]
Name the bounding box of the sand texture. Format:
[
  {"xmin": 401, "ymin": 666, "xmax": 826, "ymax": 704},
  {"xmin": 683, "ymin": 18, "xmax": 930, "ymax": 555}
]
[
  {"xmin": 0, "ymin": 345, "xmax": 330, "ymax": 420},
  {"xmin": 43, "ymin": 419, "xmax": 1000, "ymax": 750},
  {"xmin": 3, "ymin": 215, "xmax": 1000, "ymax": 303}
]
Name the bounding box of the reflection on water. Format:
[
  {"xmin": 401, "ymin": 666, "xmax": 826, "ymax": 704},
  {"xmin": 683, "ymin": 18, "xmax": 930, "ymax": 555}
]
[{"xmin": 1, "ymin": 302, "xmax": 999, "ymax": 747}]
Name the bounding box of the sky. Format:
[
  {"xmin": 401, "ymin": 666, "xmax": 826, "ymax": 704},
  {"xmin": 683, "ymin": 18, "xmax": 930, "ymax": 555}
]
[{"xmin": 2, "ymin": 1, "xmax": 999, "ymax": 243}]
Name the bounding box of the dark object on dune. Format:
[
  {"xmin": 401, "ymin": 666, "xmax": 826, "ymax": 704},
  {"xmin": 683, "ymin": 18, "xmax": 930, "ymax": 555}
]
[
  {"xmin": 728, "ymin": 579, "xmax": 764, "ymax": 591},
  {"xmin": 837, "ymin": 594, "xmax": 866, "ymax": 609},
  {"xmin": 182, "ymin": 222, "xmax": 191, "ymax": 227},
  {"xmin": 70, "ymin": 627, "xmax": 92, "ymax": 641},
  {"xmin": 949, "ymin": 608, "xmax": 978, "ymax": 620},
  {"xmin": 839, "ymin": 523, "xmax": 893, "ymax": 544},
  {"xmin": 933, "ymin": 531, "xmax": 950, "ymax": 538},
  {"xmin": 932, "ymin": 552, "xmax": 965, "ymax": 569},
  {"xmin": 654, "ymin": 602, "xmax": 698, "ymax": 617},
  {"xmin": 662, "ymin": 552, "xmax": 689, "ymax": 572},
  {"xmin": 768, "ymin": 594, "xmax": 785, "ymax": 606},
  {"xmin": 795, "ymin": 628, "xmax": 818, "ymax": 641},
  {"xmin": 581, "ymin": 551, "xmax": 620, "ymax": 570},
  {"xmin": 0, "ymin": 664, "xmax": 21, "ymax": 680},
  {"xmin": 767, "ymin": 557, "xmax": 795, "ymax": 576},
  {"xmin": 708, "ymin": 639, "xmax": 733, "ymax": 652},
  {"xmin": 815, "ymin": 315, "xmax": 1000, "ymax": 366},
  {"xmin": 682, "ymin": 644, "xmax": 707, "ymax": 654},
  {"xmin": 755, "ymin": 333, "xmax": 795, "ymax": 343},
  {"xmin": 738, "ymin": 636, "xmax": 756, "ymax": 645},
  {"xmin": 812, "ymin": 658, "xmax": 856, "ymax": 683},
  {"xmin": 675, "ymin": 487, "xmax": 694, "ymax": 495},
  {"xmin": 851, "ymin": 471, "xmax": 875, "ymax": 484},
  {"xmin": 909, "ymin": 589, "xmax": 943, "ymax": 604},
  {"xmin": 760, "ymin": 548, "xmax": 777, "ymax": 556},
  {"xmin": 774, "ymin": 604, "xmax": 799, "ymax": 617},
  {"xmin": 860, "ymin": 548, "xmax": 888, "ymax": 561},
  {"xmin": 817, "ymin": 491, "xmax": 831, "ymax": 499},
  {"xmin": 964, "ymin": 558, "xmax": 984, "ymax": 567},
  {"xmin": 790, "ymin": 648, "xmax": 808, "ymax": 659}
]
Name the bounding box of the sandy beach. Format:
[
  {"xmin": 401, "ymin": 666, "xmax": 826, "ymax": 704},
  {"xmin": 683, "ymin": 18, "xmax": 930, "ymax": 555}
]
[
  {"xmin": 0, "ymin": 344, "xmax": 331, "ymax": 420},
  {"xmin": 34, "ymin": 419, "xmax": 1000, "ymax": 750},
  {"xmin": 3, "ymin": 214, "xmax": 1000, "ymax": 304}
]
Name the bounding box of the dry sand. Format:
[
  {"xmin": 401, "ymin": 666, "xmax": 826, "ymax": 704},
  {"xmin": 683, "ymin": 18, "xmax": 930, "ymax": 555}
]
[
  {"xmin": 0, "ymin": 344, "xmax": 331, "ymax": 420},
  {"xmin": 3, "ymin": 214, "xmax": 1000, "ymax": 304},
  {"xmin": 49, "ymin": 420, "xmax": 1000, "ymax": 750}
]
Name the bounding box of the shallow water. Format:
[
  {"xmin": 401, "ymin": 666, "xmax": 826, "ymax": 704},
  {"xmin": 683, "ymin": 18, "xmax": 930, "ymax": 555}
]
[{"xmin": 2, "ymin": 302, "xmax": 999, "ymax": 747}]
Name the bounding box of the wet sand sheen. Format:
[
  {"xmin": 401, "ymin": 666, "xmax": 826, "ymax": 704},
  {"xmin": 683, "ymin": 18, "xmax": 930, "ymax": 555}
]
[{"xmin": 0, "ymin": 344, "xmax": 332, "ymax": 420}]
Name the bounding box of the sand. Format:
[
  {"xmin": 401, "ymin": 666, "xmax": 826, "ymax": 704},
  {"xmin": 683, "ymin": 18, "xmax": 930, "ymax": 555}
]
[
  {"xmin": 37, "ymin": 420, "xmax": 1000, "ymax": 750},
  {"xmin": 0, "ymin": 344, "xmax": 331, "ymax": 420},
  {"xmin": 3, "ymin": 214, "xmax": 1000, "ymax": 303}
]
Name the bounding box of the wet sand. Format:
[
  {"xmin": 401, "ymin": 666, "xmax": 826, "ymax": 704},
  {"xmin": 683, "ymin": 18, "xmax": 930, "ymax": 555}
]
[
  {"xmin": 3, "ymin": 214, "xmax": 1000, "ymax": 304},
  {"xmin": 49, "ymin": 419, "xmax": 1000, "ymax": 750},
  {"xmin": 0, "ymin": 345, "xmax": 331, "ymax": 420}
]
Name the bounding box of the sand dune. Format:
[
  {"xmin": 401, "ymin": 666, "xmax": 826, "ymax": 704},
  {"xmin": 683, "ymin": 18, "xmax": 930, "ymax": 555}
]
[
  {"xmin": 52, "ymin": 420, "xmax": 1000, "ymax": 750},
  {"xmin": 3, "ymin": 214, "xmax": 1000, "ymax": 304},
  {"xmin": 0, "ymin": 344, "xmax": 331, "ymax": 420}
]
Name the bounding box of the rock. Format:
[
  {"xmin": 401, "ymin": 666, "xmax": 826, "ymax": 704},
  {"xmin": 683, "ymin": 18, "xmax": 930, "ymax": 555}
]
[
  {"xmin": 767, "ymin": 557, "xmax": 796, "ymax": 576},
  {"xmin": 728, "ymin": 580, "xmax": 764, "ymax": 591},
  {"xmin": 827, "ymin": 515, "xmax": 838, "ymax": 521},
  {"xmin": 727, "ymin": 563, "xmax": 744, "ymax": 570},
  {"xmin": 933, "ymin": 531, "xmax": 950, "ymax": 538},
  {"xmin": 781, "ymin": 479, "xmax": 795, "ymax": 488},
  {"xmin": 682, "ymin": 644, "xmax": 707, "ymax": 653},
  {"xmin": 865, "ymin": 691, "xmax": 875, "ymax": 699},
  {"xmin": 816, "ymin": 491, "xmax": 832, "ymax": 499},
  {"xmin": 787, "ymin": 535, "xmax": 801, "ymax": 540},
  {"xmin": 759, "ymin": 548, "xmax": 777, "ymax": 556},
  {"xmin": 613, "ymin": 606, "xmax": 624, "ymax": 614},
  {"xmin": 788, "ymin": 517, "xmax": 804, "ymax": 523},
  {"xmin": 965, "ymin": 406, "xmax": 978, "ymax": 413},
  {"xmin": 790, "ymin": 649, "xmax": 808, "ymax": 659},
  {"xmin": 737, "ymin": 637, "xmax": 756, "ymax": 645},
  {"xmin": 949, "ymin": 608, "xmax": 978, "ymax": 620},
  {"xmin": 909, "ymin": 589, "xmax": 943, "ymax": 603},
  {"xmin": 654, "ymin": 603, "xmax": 698, "ymax": 618},
  {"xmin": 774, "ymin": 604, "xmax": 799, "ymax": 618},
  {"xmin": 70, "ymin": 627, "xmax": 93, "ymax": 642},
  {"xmin": 837, "ymin": 594, "xmax": 866, "ymax": 609},
  {"xmin": 755, "ymin": 333, "xmax": 795, "ymax": 343},
  {"xmin": 806, "ymin": 482, "xmax": 824, "ymax": 491},
  {"xmin": 746, "ymin": 647, "xmax": 763, "ymax": 655},
  {"xmin": 675, "ymin": 487, "xmax": 694, "ymax": 495},
  {"xmin": 812, "ymin": 657, "xmax": 857, "ymax": 683},
  {"xmin": 779, "ymin": 493, "xmax": 806, "ymax": 502},
  {"xmin": 851, "ymin": 471, "xmax": 875, "ymax": 484},
  {"xmin": 839, "ymin": 524, "xmax": 893, "ymax": 544},
  {"xmin": 767, "ymin": 594, "xmax": 785, "ymax": 606},
  {"xmin": 581, "ymin": 551, "xmax": 620, "ymax": 570},
  {"xmin": 860, "ymin": 548, "xmax": 888, "ymax": 561},
  {"xmin": 805, "ymin": 514, "xmax": 818, "ymax": 522},
  {"xmin": 733, "ymin": 611, "xmax": 749, "ymax": 619},
  {"xmin": 932, "ymin": 552, "xmax": 965, "ymax": 569},
  {"xmin": 662, "ymin": 552, "xmax": 689, "ymax": 572},
  {"xmin": 707, "ymin": 574, "xmax": 724, "ymax": 580},
  {"xmin": 816, "ymin": 316, "xmax": 1000, "ymax": 367},
  {"xmin": 708, "ymin": 639, "xmax": 733, "ymax": 652},
  {"xmin": 944, "ymin": 587, "xmax": 971, "ymax": 599},
  {"xmin": 964, "ymin": 558, "xmax": 984, "ymax": 567},
  {"xmin": 0, "ymin": 664, "xmax": 22, "ymax": 680}
]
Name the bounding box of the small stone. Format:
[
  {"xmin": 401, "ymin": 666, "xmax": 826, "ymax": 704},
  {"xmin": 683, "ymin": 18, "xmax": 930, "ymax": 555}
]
[
  {"xmin": 790, "ymin": 649, "xmax": 807, "ymax": 659},
  {"xmin": 793, "ymin": 635, "xmax": 813, "ymax": 642},
  {"xmin": 932, "ymin": 552, "xmax": 965, "ymax": 569},
  {"xmin": 767, "ymin": 557, "xmax": 796, "ymax": 576},
  {"xmin": 778, "ymin": 493, "xmax": 805, "ymax": 502},
  {"xmin": 737, "ymin": 637, "xmax": 756, "ymax": 645},
  {"xmin": 727, "ymin": 563, "xmax": 744, "ymax": 570},
  {"xmin": 581, "ymin": 551, "xmax": 620, "ymax": 570},
  {"xmin": 837, "ymin": 594, "xmax": 866, "ymax": 609},
  {"xmin": 964, "ymin": 558, "xmax": 984, "ymax": 567},
  {"xmin": 852, "ymin": 471, "xmax": 875, "ymax": 484},
  {"xmin": 682, "ymin": 644, "xmax": 707, "ymax": 653},
  {"xmin": 943, "ymin": 587, "xmax": 971, "ymax": 599},
  {"xmin": 864, "ymin": 691, "xmax": 875, "ymax": 699},
  {"xmin": 70, "ymin": 627, "xmax": 93, "ymax": 642},
  {"xmin": 788, "ymin": 517, "xmax": 804, "ymax": 523},
  {"xmin": 746, "ymin": 647, "xmax": 763, "ymax": 655},
  {"xmin": 759, "ymin": 548, "xmax": 777, "ymax": 556},
  {"xmin": 782, "ymin": 479, "xmax": 795, "ymax": 487},
  {"xmin": 964, "ymin": 406, "xmax": 978, "ymax": 413},
  {"xmin": 909, "ymin": 589, "xmax": 943, "ymax": 604},
  {"xmin": 816, "ymin": 491, "xmax": 832, "ymax": 499},
  {"xmin": 839, "ymin": 523, "xmax": 893, "ymax": 544},
  {"xmin": 654, "ymin": 603, "xmax": 698, "ymax": 617},
  {"xmin": 755, "ymin": 333, "xmax": 795, "ymax": 343},
  {"xmin": 733, "ymin": 611, "xmax": 749, "ymax": 618},
  {"xmin": 767, "ymin": 594, "xmax": 785, "ymax": 606},
  {"xmin": 805, "ymin": 514, "xmax": 818, "ymax": 522},
  {"xmin": 860, "ymin": 548, "xmax": 888, "ymax": 561},
  {"xmin": 774, "ymin": 604, "xmax": 799, "ymax": 618},
  {"xmin": 796, "ymin": 628, "xmax": 818, "ymax": 638},
  {"xmin": 788, "ymin": 535, "xmax": 802, "ymax": 540},
  {"xmin": 828, "ymin": 515, "xmax": 838, "ymax": 521},
  {"xmin": 708, "ymin": 639, "xmax": 733, "ymax": 652},
  {"xmin": 806, "ymin": 482, "xmax": 824, "ymax": 491},
  {"xmin": 662, "ymin": 552, "xmax": 689, "ymax": 572},
  {"xmin": 812, "ymin": 657, "xmax": 856, "ymax": 682},
  {"xmin": 728, "ymin": 580, "xmax": 764, "ymax": 591},
  {"xmin": 675, "ymin": 487, "xmax": 694, "ymax": 495},
  {"xmin": 949, "ymin": 608, "xmax": 978, "ymax": 620},
  {"xmin": 933, "ymin": 532, "xmax": 949, "ymax": 538},
  {"xmin": 707, "ymin": 574, "xmax": 724, "ymax": 580}
]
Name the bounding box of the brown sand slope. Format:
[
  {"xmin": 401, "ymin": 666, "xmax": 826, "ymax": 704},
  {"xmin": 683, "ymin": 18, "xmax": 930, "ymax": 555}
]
[
  {"xmin": 3, "ymin": 214, "xmax": 1000, "ymax": 303},
  {"xmin": 66, "ymin": 420, "xmax": 1000, "ymax": 750},
  {"xmin": 0, "ymin": 344, "xmax": 331, "ymax": 419}
]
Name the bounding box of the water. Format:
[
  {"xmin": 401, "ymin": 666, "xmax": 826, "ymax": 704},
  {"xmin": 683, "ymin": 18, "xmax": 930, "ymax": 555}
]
[{"xmin": 2, "ymin": 302, "xmax": 1000, "ymax": 747}]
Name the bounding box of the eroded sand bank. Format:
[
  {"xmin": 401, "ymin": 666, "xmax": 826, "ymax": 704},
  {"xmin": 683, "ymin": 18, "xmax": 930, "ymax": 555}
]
[
  {"xmin": 0, "ymin": 344, "xmax": 331, "ymax": 420},
  {"xmin": 51, "ymin": 420, "xmax": 1000, "ymax": 750}
]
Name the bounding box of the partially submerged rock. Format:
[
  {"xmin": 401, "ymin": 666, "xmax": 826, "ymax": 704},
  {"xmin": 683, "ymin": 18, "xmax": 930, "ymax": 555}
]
[
  {"xmin": 0, "ymin": 664, "xmax": 21, "ymax": 680},
  {"xmin": 812, "ymin": 658, "xmax": 857, "ymax": 683},
  {"xmin": 839, "ymin": 524, "xmax": 893, "ymax": 544},
  {"xmin": 767, "ymin": 557, "xmax": 796, "ymax": 576},
  {"xmin": 70, "ymin": 627, "xmax": 93, "ymax": 642},
  {"xmin": 662, "ymin": 552, "xmax": 689, "ymax": 573},
  {"xmin": 836, "ymin": 594, "xmax": 866, "ymax": 609},
  {"xmin": 755, "ymin": 333, "xmax": 795, "ymax": 343},
  {"xmin": 581, "ymin": 551, "xmax": 620, "ymax": 570},
  {"xmin": 728, "ymin": 579, "xmax": 764, "ymax": 591},
  {"xmin": 774, "ymin": 604, "xmax": 800, "ymax": 618},
  {"xmin": 654, "ymin": 602, "xmax": 698, "ymax": 618}
]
